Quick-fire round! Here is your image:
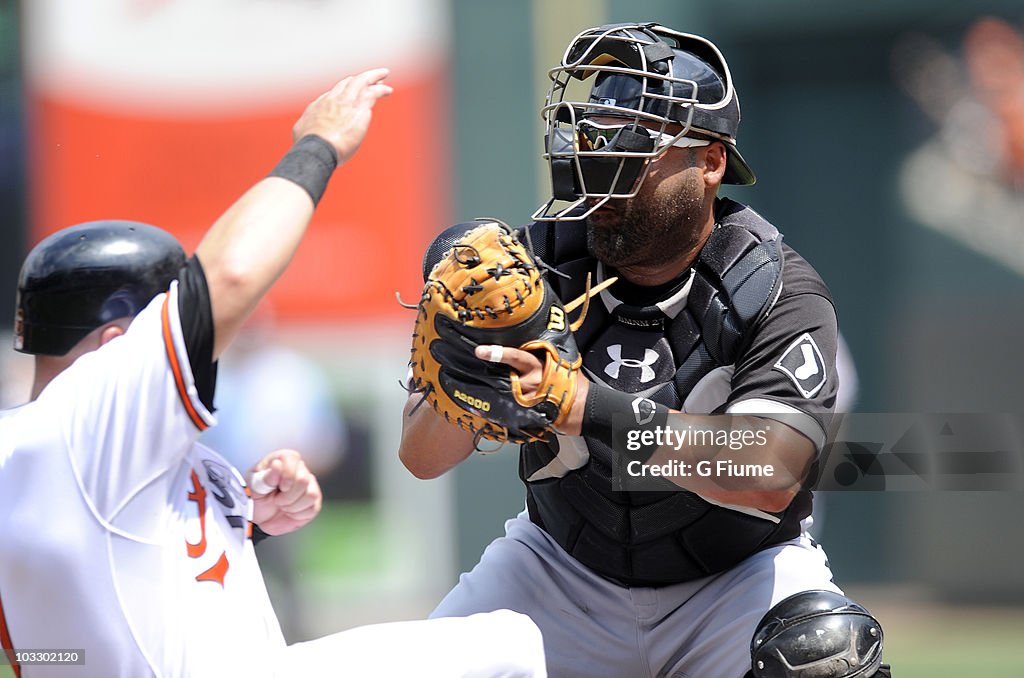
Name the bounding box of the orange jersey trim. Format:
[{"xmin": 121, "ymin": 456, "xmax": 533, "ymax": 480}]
[
  {"xmin": 162, "ymin": 295, "xmax": 209, "ymax": 432},
  {"xmin": 0, "ymin": 590, "xmax": 21, "ymax": 678},
  {"xmin": 244, "ymin": 486, "xmax": 254, "ymax": 539}
]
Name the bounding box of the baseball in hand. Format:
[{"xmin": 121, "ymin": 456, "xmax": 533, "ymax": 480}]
[{"xmin": 249, "ymin": 469, "xmax": 276, "ymax": 495}]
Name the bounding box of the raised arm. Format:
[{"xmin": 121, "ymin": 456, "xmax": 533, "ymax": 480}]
[{"xmin": 196, "ymin": 68, "xmax": 392, "ymax": 359}]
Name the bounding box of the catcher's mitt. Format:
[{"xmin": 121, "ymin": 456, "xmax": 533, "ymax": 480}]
[{"xmin": 406, "ymin": 219, "xmax": 597, "ymax": 445}]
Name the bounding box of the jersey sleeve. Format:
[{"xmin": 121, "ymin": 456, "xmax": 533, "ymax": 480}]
[
  {"xmin": 44, "ymin": 257, "xmax": 218, "ymax": 523},
  {"xmin": 177, "ymin": 256, "xmax": 217, "ymax": 411},
  {"xmin": 725, "ymin": 290, "xmax": 839, "ymax": 451}
]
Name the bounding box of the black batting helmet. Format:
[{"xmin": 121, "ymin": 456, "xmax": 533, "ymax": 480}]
[
  {"xmin": 534, "ymin": 23, "xmax": 755, "ymax": 222},
  {"xmin": 748, "ymin": 590, "xmax": 885, "ymax": 678},
  {"xmin": 14, "ymin": 220, "xmax": 187, "ymax": 356}
]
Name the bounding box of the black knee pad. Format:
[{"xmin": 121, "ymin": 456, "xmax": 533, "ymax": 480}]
[{"xmin": 747, "ymin": 590, "xmax": 885, "ymax": 677}]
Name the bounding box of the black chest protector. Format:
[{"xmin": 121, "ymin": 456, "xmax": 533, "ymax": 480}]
[{"xmin": 520, "ymin": 199, "xmax": 812, "ymax": 586}]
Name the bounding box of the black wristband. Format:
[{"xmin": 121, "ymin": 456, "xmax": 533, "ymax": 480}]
[
  {"xmin": 581, "ymin": 383, "xmax": 670, "ymax": 463},
  {"xmin": 252, "ymin": 524, "xmax": 272, "ymax": 545},
  {"xmin": 268, "ymin": 135, "xmax": 338, "ymax": 205}
]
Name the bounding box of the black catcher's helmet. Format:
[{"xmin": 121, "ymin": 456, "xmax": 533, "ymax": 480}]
[
  {"xmin": 534, "ymin": 23, "xmax": 755, "ymax": 222},
  {"xmin": 748, "ymin": 590, "xmax": 885, "ymax": 678},
  {"xmin": 14, "ymin": 220, "xmax": 187, "ymax": 356}
]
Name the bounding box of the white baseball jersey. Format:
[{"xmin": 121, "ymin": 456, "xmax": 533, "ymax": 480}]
[
  {"xmin": 0, "ymin": 258, "xmax": 547, "ymax": 678},
  {"xmin": 0, "ymin": 282, "xmax": 285, "ymax": 677}
]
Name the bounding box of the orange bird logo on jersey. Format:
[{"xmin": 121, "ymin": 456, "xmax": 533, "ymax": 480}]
[{"xmin": 185, "ymin": 470, "xmax": 230, "ymax": 586}]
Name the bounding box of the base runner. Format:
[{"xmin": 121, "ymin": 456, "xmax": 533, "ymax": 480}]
[{"xmin": 0, "ymin": 69, "xmax": 544, "ymax": 678}]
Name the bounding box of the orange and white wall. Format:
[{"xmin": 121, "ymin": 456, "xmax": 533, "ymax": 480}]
[{"xmin": 23, "ymin": 0, "xmax": 450, "ymax": 323}]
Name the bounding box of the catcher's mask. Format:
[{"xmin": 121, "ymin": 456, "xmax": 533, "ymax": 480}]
[
  {"xmin": 747, "ymin": 590, "xmax": 885, "ymax": 678},
  {"xmin": 15, "ymin": 220, "xmax": 186, "ymax": 356},
  {"xmin": 533, "ymin": 22, "xmax": 756, "ymax": 222}
]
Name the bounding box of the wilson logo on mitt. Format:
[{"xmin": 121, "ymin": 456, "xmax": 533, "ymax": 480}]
[{"xmin": 403, "ymin": 219, "xmax": 612, "ymax": 445}]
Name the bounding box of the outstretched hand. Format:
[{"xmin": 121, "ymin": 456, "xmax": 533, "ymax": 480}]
[
  {"xmin": 248, "ymin": 449, "xmax": 323, "ymax": 536},
  {"xmin": 293, "ymin": 67, "xmax": 393, "ymax": 164}
]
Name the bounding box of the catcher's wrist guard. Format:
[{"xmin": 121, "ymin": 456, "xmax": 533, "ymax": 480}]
[
  {"xmin": 581, "ymin": 384, "xmax": 671, "ymax": 462},
  {"xmin": 406, "ymin": 219, "xmax": 584, "ymax": 445}
]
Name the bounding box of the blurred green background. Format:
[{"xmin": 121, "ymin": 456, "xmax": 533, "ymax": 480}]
[{"xmin": 4, "ymin": 0, "xmax": 1024, "ymax": 675}]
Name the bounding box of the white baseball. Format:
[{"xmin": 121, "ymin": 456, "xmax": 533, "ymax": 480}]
[{"xmin": 249, "ymin": 469, "xmax": 276, "ymax": 495}]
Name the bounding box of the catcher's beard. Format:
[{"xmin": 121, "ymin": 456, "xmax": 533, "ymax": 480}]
[{"xmin": 586, "ymin": 165, "xmax": 708, "ymax": 269}]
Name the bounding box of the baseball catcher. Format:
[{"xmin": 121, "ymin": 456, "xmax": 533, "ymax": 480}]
[
  {"xmin": 398, "ymin": 22, "xmax": 893, "ymax": 678},
  {"xmin": 405, "ymin": 219, "xmax": 613, "ymax": 445}
]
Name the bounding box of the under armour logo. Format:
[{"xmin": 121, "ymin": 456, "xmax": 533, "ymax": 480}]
[{"xmin": 605, "ymin": 345, "xmax": 659, "ymax": 383}]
